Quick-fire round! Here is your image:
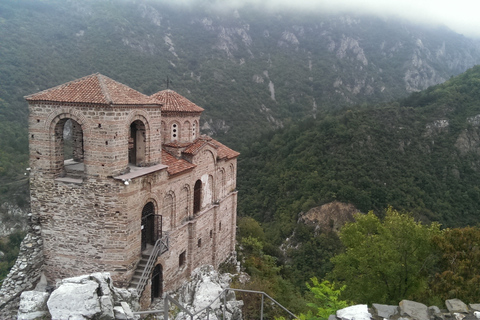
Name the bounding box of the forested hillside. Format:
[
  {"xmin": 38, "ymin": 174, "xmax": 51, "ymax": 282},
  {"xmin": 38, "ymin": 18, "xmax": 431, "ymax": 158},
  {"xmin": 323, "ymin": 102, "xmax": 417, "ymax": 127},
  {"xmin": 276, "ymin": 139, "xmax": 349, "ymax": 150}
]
[
  {"xmin": 237, "ymin": 65, "xmax": 480, "ymax": 294},
  {"xmin": 2, "ymin": 0, "xmax": 480, "ymax": 210}
]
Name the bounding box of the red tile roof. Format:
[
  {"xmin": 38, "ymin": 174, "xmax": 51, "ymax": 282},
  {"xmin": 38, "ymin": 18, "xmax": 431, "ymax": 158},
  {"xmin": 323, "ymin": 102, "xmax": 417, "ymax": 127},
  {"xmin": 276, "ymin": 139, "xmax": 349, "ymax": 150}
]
[
  {"xmin": 183, "ymin": 136, "xmax": 239, "ymax": 160},
  {"xmin": 162, "ymin": 149, "xmax": 196, "ymax": 176},
  {"xmin": 25, "ymin": 73, "xmax": 158, "ymax": 105},
  {"xmin": 150, "ymin": 90, "xmax": 204, "ymax": 113}
]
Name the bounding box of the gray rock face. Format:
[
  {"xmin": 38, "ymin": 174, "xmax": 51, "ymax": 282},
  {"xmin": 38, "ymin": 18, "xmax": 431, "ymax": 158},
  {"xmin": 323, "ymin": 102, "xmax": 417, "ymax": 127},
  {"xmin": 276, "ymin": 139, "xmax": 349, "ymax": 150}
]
[
  {"xmin": 17, "ymin": 272, "xmax": 138, "ymax": 320},
  {"xmin": 446, "ymin": 299, "xmax": 469, "ymax": 313},
  {"xmin": 48, "ymin": 280, "xmax": 103, "ymax": 319},
  {"xmin": 171, "ymin": 265, "xmax": 243, "ymax": 320},
  {"xmin": 399, "ymin": 300, "xmax": 429, "ymax": 320},
  {"xmin": 17, "ymin": 291, "xmax": 49, "ymax": 320},
  {"xmin": 373, "ymin": 303, "xmax": 399, "ymax": 318}
]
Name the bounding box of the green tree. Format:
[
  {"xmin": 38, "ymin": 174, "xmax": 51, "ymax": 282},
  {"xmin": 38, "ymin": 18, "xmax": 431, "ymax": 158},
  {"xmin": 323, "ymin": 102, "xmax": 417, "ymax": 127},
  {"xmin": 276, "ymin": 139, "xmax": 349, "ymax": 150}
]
[
  {"xmin": 429, "ymin": 227, "xmax": 480, "ymax": 302},
  {"xmin": 331, "ymin": 207, "xmax": 441, "ymax": 304}
]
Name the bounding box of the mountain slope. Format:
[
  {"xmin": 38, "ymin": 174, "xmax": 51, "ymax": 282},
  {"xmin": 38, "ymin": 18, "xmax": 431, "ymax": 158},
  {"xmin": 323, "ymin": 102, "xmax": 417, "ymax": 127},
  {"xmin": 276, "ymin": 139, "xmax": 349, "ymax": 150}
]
[
  {"xmin": 238, "ymin": 65, "xmax": 480, "ymax": 243},
  {"xmin": 1, "ymin": 0, "xmax": 480, "ymax": 146}
]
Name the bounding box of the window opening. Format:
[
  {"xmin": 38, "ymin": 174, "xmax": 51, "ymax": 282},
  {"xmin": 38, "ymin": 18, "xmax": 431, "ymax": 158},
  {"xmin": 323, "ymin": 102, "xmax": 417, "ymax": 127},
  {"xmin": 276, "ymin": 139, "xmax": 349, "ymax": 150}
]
[
  {"xmin": 219, "ymin": 222, "xmax": 222, "ymax": 231},
  {"xmin": 198, "ymin": 238, "xmax": 202, "ymax": 247},
  {"xmin": 193, "ymin": 180, "xmax": 202, "ymax": 214},
  {"xmin": 129, "ymin": 120, "xmax": 146, "ymax": 166},
  {"xmin": 171, "ymin": 123, "xmax": 179, "ymax": 140},
  {"xmin": 179, "ymin": 251, "xmax": 186, "ymax": 268},
  {"xmin": 56, "ymin": 118, "xmax": 84, "ymax": 178}
]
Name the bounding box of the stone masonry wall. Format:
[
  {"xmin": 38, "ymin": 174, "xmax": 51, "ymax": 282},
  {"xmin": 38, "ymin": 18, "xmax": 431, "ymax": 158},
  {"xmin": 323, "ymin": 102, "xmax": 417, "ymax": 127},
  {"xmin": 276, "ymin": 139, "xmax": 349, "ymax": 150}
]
[{"xmin": 27, "ymin": 98, "xmax": 238, "ymax": 306}]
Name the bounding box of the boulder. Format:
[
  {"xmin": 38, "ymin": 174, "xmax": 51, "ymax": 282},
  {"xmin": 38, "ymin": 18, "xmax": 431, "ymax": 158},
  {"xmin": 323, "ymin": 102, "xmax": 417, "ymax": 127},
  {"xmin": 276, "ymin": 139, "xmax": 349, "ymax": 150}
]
[
  {"xmin": 471, "ymin": 304, "xmax": 480, "ymax": 311},
  {"xmin": 373, "ymin": 303, "xmax": 399, "ymax": 318},
  {"xmin": 428, "ymin": 305, "xmax": 445, "ymax": 320},
  {"xmin": 47, "ymin": 280, "xmax": 103, "ymax": 319},
  {"xmin": 446, "ymin": 299, "xmax": 469, "ymax": 313},
  {"xmin": 17, "ymin": 291, "xmax": 49, "ymax": 320},
  {"xmin": 336, "ymin": 304, "xmax": 371, "ymax": 320},
  {"xmin": 399, "ymin": 300, "xmax": 429, "ymax": 320}
]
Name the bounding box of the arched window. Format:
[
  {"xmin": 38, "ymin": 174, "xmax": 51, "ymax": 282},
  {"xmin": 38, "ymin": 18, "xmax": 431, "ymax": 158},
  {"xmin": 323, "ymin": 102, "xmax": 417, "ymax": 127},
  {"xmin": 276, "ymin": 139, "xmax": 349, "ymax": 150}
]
[
  {"xmin": 180, "ymin": 185, "xmax": 191, "ymax": 223},
  {"xmin": 193, "ymin": 180, "xmax": 202, "ymax": 214},
  {"xmin": 183, "ymin": 121, "xmax": 191, "ymax": 142},
  {"xmin": 129, "ymin": 120, "xmax": 146, "ymax": 166},
  {"xmin": 54, "ymin": 117, "xmax": 84, "ymax": 178},
  {"xmin": 218, "ymin": 169, "xmax": 225, "ymax": 199},
  {"xmin": 163, "ymin": 193, "xmax": 175, "ymax": 229}
]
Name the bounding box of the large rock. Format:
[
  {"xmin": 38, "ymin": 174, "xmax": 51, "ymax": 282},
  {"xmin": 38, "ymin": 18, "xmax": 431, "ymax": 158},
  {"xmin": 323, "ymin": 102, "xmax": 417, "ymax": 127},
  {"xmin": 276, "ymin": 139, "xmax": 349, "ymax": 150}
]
[
  {"xmin": 373, "ymin": 303, "xmax": 399, "ymax": 318},
  {"xmin": 17, "ymin": 291, "xmax": 49, "ymax": 320},
  {"xmin": 446, "ymin": 299, "xmax": 469, "ymax": 313},
  {"xmin": 336, "ymin": 304, "xmax": 371, "ymax": 320},
  {"xmin": 47, "ymin": 280, "xmax": 103, "ymax": 319},
  {"xmin": 399, "ymin": 300, "xmax": 429, "ymax": 320},
  {"xmin": 17, "ymin": 272, "xmax": 138, "ymax": 320}
]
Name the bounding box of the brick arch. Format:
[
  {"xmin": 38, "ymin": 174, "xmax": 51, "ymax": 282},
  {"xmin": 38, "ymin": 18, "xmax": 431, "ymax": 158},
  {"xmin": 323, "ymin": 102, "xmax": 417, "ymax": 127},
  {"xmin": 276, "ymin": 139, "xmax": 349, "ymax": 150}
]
[
  {"xmin": 192, "ymin": 120, "xmax": 198, "ymax": 139},
  {"xmin": 217, "ymin": 167, "xmax": 226, "ymax": 199},
  {"xmin": 126, "ymin": 111, "xmax": 152, "ymax": 166},
  {"xmin": 182, "ymin": 120, "xmax": 191, "ymax": 142},
  {"xmin": 161, "ymin": 120, "xmax": 167, "ymax": 143},
  {"xmin": 163, "ymin": 191, "xmax": 176, "ymax": 230},
  {"xmin": 179, "ymin": 184, "xmax": 191, "ymax": 223},
  {"xmin": 46, "ymin": 109, "xmax": 89, "ymax": 135},
  {"xmin": 46, "ymin": 110, "xmax": 90, "ymax": 176},
  {"xmin": 229, "ymin": 163, "xmax": 235, "ymax": 191},
  {"xmin": 201, "ymin": 149, "xmax": 217, "ymax": 165}
]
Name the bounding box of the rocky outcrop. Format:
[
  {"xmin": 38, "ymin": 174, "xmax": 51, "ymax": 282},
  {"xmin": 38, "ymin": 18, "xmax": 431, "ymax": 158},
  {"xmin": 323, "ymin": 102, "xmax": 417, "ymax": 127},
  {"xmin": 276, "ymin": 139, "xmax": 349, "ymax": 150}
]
[
  {"xmin": 17, "ymin": 272, "xmax": 139, "ymax": 320},
  {"xmin": 331, "ymin": 299, "xmax": 480, "ymax": 320},
  {"xmin": 0, "ymin": 203, "xmax": 29, "ymax": 237},
  {"xmin": 168, "ymin": 265, "xmax": 243, "ymax": 320},
  {"xmin": 299, "ymin": 201, "xmax": 359, "ymax": 233},
  {"xmin": 0, "ymin": 213, "xmax": 43, "ymax": 319}
]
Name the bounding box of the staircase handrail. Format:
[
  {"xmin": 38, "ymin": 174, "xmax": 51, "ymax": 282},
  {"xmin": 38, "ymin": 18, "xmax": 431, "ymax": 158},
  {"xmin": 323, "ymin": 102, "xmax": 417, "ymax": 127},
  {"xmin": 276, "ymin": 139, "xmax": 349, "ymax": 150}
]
[
  {"xmin": 134, "ymin": 288, "xmax": 300, "ymax": 320},
  {"xmin": 136, "ymin": 234, "xmax": 169, "ymax": 294}
]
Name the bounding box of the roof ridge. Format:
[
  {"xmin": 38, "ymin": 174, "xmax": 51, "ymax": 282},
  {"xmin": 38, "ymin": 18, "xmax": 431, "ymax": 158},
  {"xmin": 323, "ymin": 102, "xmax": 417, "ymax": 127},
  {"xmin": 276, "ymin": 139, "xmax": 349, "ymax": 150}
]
[{"xmin": 97, "ymin": 74, "xmax": 113, "ymax": 104}]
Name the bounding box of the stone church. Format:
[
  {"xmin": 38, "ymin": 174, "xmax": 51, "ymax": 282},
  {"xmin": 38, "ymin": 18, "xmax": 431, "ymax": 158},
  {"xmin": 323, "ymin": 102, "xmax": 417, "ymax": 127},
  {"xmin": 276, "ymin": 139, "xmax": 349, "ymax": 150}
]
[{"xmin": 25, "ymin": 73, "xmax": 239, "ymax": 304}]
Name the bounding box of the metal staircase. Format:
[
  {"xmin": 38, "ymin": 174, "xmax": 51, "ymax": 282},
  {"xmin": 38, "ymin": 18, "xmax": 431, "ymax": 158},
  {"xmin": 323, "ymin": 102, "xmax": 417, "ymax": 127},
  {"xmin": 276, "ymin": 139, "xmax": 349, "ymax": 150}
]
[{"xmin": 130, "ymin": 235, "xmax": 169, "ymax": 295}]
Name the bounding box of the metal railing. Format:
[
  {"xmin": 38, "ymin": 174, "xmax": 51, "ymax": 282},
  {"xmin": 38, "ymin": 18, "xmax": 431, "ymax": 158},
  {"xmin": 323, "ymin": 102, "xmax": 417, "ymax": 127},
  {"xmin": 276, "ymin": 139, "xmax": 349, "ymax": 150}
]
[
  {"xmin": 136, "ymin": 234, "xmax": 169, "ymax": 294},
  {"xmin": 134, "ymin": 288, "xmax": 299, "ymax": 320}
]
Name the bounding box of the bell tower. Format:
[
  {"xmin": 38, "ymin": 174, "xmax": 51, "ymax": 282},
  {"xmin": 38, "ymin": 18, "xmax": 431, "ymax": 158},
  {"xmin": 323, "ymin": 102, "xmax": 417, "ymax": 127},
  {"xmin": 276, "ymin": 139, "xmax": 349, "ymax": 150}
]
[{"xmin": 26, "ymin": 74, "xmax": 165, "ymax": 285}]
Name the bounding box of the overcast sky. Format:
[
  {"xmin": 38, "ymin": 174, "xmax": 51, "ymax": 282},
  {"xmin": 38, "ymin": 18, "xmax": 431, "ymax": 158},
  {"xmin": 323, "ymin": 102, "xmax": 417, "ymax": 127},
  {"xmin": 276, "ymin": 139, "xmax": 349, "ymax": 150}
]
[{"xmin": 178, "ymin": 0, "xmax": 480, "ymax": 38}]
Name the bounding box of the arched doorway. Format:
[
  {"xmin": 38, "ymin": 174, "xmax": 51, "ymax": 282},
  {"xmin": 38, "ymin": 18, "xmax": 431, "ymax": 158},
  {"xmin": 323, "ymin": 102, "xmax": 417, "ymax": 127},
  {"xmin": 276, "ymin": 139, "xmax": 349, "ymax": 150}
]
[
  {"xmin": 141, "ymin": 202, "xmax": 155, "ymax": 251},
  {"xmin": 193, "ymin": 180, "xmax": 202, "ymax": 214},
  {"xmin": 129, "ymin": 120, "xmax": 146, "ymax": 166},
  {"xmin": 151, "ymin": 264, "xmax": 163, "ymax": 301}
]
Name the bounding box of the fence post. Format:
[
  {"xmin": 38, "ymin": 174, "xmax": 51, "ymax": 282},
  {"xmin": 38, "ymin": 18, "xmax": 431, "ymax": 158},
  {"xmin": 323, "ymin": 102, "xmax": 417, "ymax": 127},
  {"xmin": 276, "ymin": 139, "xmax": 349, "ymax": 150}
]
[
  {"xmin": 261, "ymin": 293, "xmax": 264, "ymax": 320},
  {"xmin": 223, "ymin": 290, "xmax": 226, "ymax": 320},
  {"xmin": 164, "ymin": 295, "xmax": 169, "ymax": 320}
]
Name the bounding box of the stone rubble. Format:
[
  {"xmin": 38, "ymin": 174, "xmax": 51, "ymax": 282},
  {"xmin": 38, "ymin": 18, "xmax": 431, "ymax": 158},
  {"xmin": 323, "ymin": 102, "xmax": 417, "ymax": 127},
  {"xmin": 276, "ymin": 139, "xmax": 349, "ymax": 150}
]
[
  {"xmin": 331, "ymin": 299, "xmax": 480, "ymax": 320},
  {"xmin": 17, "ymin": 272, "xmax": 139, "ymax": 320}
]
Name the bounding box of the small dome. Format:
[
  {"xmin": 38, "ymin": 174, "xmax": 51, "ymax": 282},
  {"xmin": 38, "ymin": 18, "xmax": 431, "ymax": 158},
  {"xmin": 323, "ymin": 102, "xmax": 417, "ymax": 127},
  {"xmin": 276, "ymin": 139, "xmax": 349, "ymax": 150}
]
[{"xmin": 150, "ymin": 90, "xmax": 204, "ymax": 113}]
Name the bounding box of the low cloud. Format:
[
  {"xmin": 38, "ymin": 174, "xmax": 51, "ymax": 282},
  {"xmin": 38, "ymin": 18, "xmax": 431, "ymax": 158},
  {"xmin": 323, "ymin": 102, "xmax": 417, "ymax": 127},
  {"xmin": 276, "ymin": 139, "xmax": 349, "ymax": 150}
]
[{"xmin": 148, "ymin": 0, "xmax": 480, "ymax": 38}]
